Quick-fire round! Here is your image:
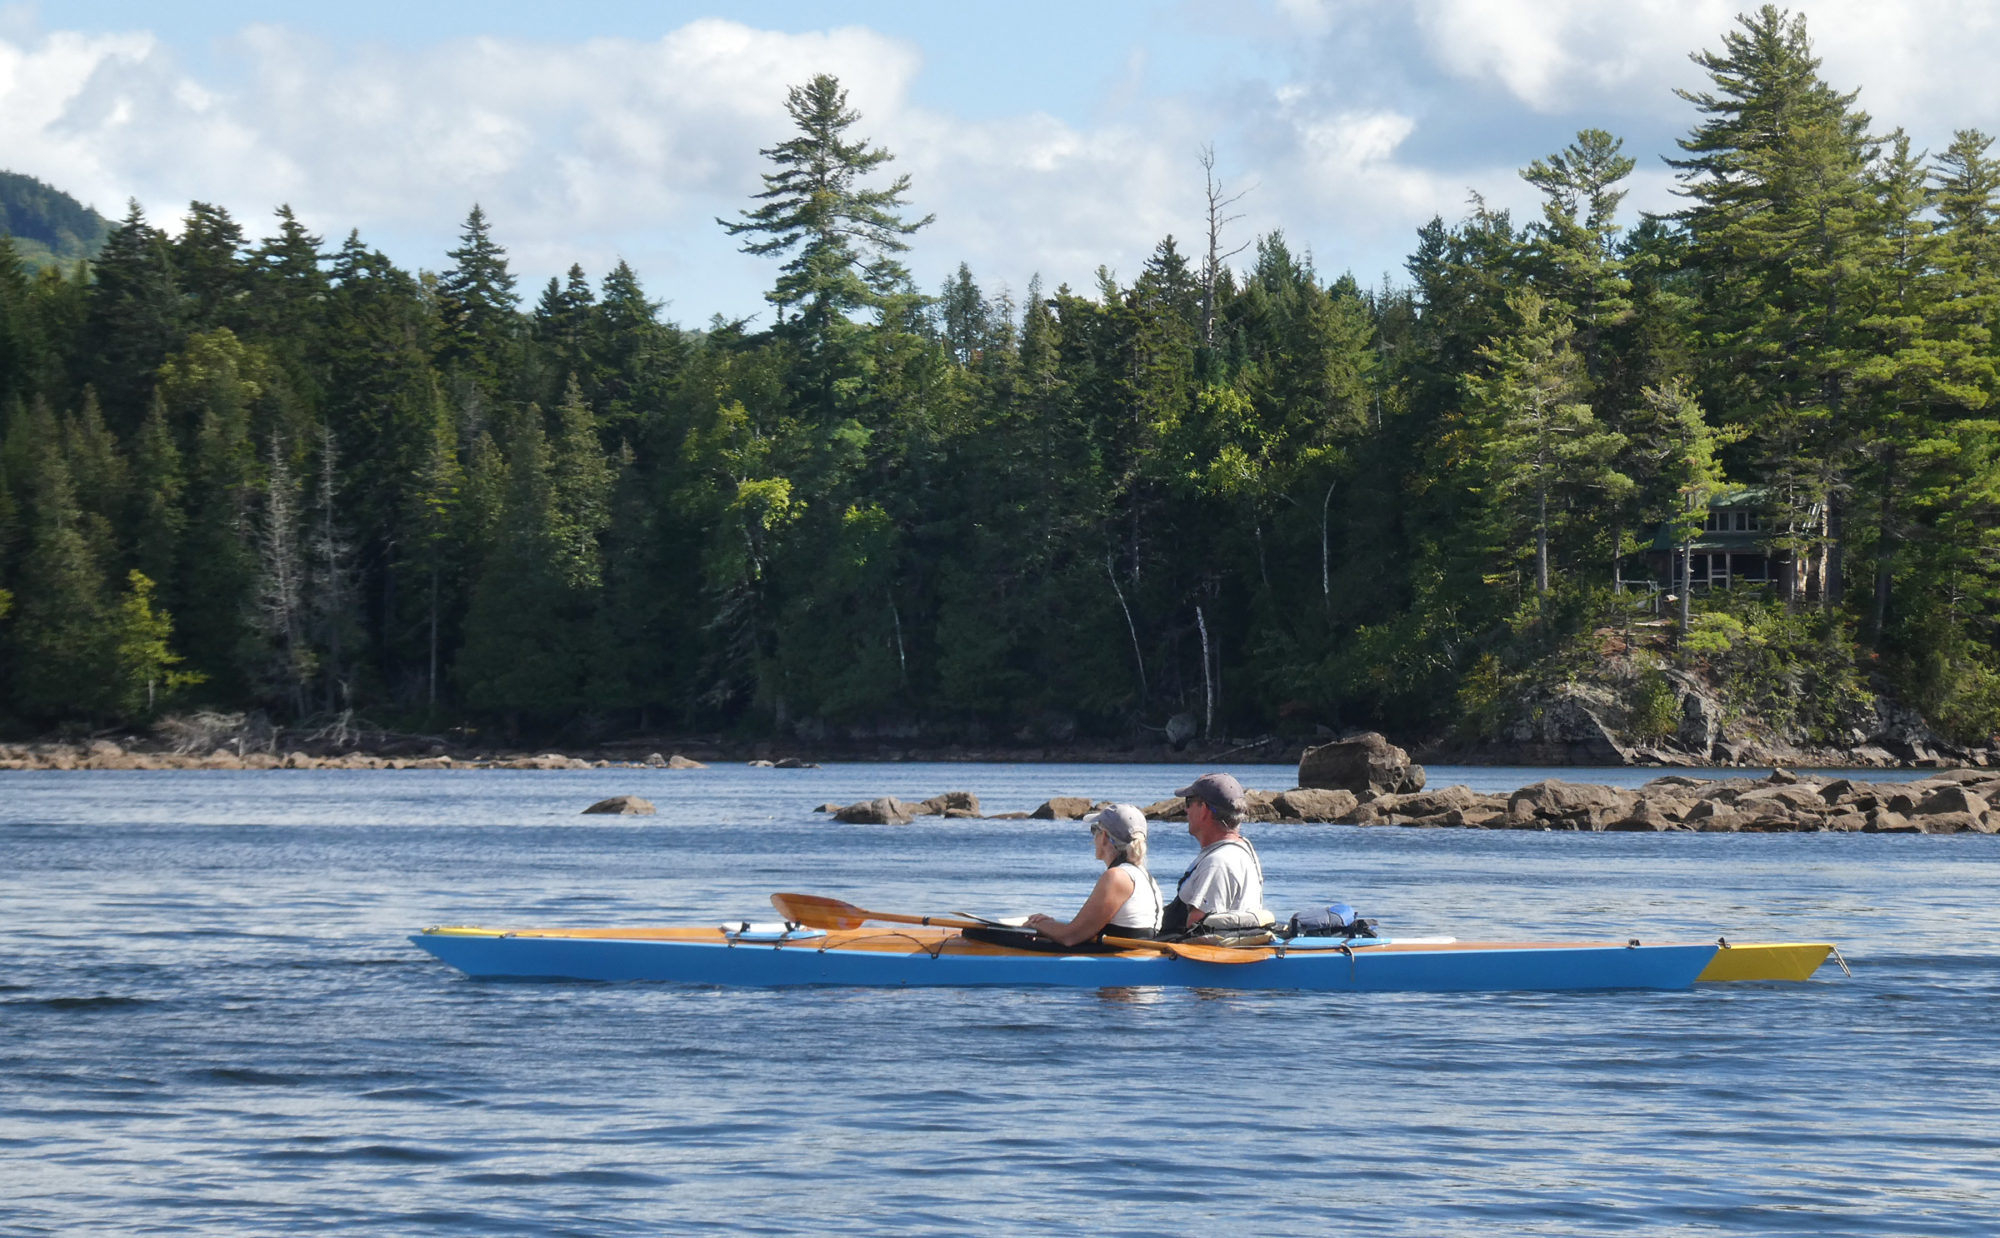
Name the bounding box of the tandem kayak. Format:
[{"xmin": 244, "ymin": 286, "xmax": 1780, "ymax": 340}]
[{"xmin": 409, "ymin": 923, "xmax": 1838, "ymax": 993}]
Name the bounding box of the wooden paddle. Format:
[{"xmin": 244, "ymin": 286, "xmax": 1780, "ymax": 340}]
[{"xmin": 769, "ymin": 892, "xmax": 1270, "ymax": 964}]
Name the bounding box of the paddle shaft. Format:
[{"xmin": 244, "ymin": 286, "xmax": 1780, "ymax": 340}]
[{"xmin": 770, "ymin": 892, "xmax": 1268, "ymax": 964}]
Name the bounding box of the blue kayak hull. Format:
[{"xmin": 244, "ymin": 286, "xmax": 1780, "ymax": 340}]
[{"xmin": 409, "ymin": 930, "xmax": 1724, "ymax": 993}]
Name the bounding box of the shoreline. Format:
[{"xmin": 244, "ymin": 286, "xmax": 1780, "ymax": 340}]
[{"xmin": 0, "ymin": 734, "xmax": 1986, "ymax": 774}]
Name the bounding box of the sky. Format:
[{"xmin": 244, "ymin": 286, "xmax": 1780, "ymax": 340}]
[{"xmin": 5, "ymin": 1, "xmax": 2000, "ymax": 324}]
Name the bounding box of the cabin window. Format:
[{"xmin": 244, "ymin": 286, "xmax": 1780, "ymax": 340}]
[
  {"xmin": 1733, "ymin": 553, "xmax": 1769, "ymax": 583},
  {"xmin": 1733, "ymin": 511, "xmax": 1749, "ymax": 531}
]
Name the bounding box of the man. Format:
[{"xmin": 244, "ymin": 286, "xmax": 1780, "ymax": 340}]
[{"xmin": 1160, "ymin": 771, "xmax": 1265, "ymax": 936}]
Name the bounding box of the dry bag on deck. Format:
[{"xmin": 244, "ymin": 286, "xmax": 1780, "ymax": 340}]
[{"xmin": 1281, "ymin": 903, "xmax": 1378, "ymax": 940}]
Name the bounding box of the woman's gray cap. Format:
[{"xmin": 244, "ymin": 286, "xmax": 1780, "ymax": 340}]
[
  {"xmin": 1087, "ymin": 803, "xmax": 1148, "ymax": 846},
  {"xmin": 1174, "ymin": 771, "xmax": 1248, "ymax": 815}
]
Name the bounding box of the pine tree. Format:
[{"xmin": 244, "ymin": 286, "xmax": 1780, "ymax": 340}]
[
  {"xmin": 126, "ymin": 391, "xmax": 185, "ymax": 588},
  {"xmin": 436, "ymin": 205, "xmax": 519, "ymax": 383},
  {"xmin": 1464, "ymin": 290, "xmax": 1631, "ymax": 597},
  {"xmin": 722, "ymin": 73, "xmax": 931, "ymax": 415},
  {"xmin": 1671, "ymin": 4, "xmax": 1879, "ymax": 604},
  {"xmin": 84, "ymin": 201, "xmax": 184, "ymax": 428},
  {"xmin": 456, "ymin": 408, "xmax": 590, "ymax": 723},
  {"xmin": 9, "ymin": 402, "xmax": 111, "ymax": 718},
  {"xmin": 175, "ymin": 201, "xmax": 249, "ymax": 330}
]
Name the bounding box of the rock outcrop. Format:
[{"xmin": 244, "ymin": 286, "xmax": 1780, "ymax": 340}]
[
  {"xmin": 1031, "ymin": 796, "xmax": 1095, "ymax": 820},
  {"xmin": 832, "ymin": 797, "xmax": 916, "ymax": 825},
  {"xmin": 918, "ymin": 790, "xmax": 983, "ymax": 818},
  {"xmin": 1298, "ymin": 733, "xmax": 1426, "ymax": 795},
  {"xmin": 583, "ymin": 795, "xmax": 657, "ymax": 815}
]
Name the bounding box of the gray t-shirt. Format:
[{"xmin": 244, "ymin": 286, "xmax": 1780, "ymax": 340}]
[{"xmin": 1175, "ymin": 836, "xmax": 1264, "ymax": 915}]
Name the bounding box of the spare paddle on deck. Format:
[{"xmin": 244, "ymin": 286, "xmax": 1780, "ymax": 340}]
[{"xmin": 770, "ymin": 892, "xmax": 1271, "ymax": 964}]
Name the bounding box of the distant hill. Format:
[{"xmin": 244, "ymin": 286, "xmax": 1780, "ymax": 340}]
[{"xmin": 0, "ymin": 170, "xmax": 114, "ymax": 271}]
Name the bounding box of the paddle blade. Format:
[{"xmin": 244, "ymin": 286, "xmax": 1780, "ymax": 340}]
[
  {"xmin": 770, "ymin": 892, "xmax": 868, "ymax": 930},
  {"xmin": 1102, "ymin": 935, "xmax": 1272, "ymax": 964}
]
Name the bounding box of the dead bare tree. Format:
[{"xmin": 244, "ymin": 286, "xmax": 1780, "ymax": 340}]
[{"xmin": 1199, "ymin": 144, "xmax": 1254, "ymax": 349}]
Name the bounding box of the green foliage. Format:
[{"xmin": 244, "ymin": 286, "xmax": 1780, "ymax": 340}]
[
  {"xmin": 110, "ymin": 570, "xmax": 203, "ymax": 717},
  {"xmin": 1684, "ymin": 592, "xmax": 1871, "ymax": 742},
  {"xmin": 0, "ymin": 34, "xmax": 1999, "ymax": 752},
  {"xmin": 1627, "ymin": 670, "xmax": 1681, "ymax": 741}
]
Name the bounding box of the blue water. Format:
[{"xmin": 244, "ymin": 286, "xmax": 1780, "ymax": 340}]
[{"xmin": 3, "ymin": 763, "xmax": 1995, "ymax": 1236}]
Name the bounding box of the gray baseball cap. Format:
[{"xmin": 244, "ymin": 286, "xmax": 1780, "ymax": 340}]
[
  {"xmin": 1086, "ymin": 803, "xmax": 1148, "ymax": 846},
  {"xmin": 1174, "ymin": 771, "xmax": 1248, "ymax": 815}
]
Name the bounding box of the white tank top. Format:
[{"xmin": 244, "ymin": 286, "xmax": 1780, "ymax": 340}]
[{"xmin": 1107, "ymin": 861, "xmax": 1164, "ymax": 931}]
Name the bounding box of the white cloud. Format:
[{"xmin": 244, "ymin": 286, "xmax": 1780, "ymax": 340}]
[
  {"xmin": 1400, "ymin": 0, "xmax": 2000, "ymax": 139},
  {"xmin": 8, "ymin": 4, "xmax": 2000, "ymax": 323}
]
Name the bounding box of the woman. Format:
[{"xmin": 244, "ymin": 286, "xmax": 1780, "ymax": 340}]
[{"xmin": 1025, "ymin": 804, "xmax": 1164, "ymax": 946}]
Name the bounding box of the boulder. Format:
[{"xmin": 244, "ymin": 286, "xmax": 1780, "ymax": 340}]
[
  {"xmin": 834, "ymin": 797, "xmax": 916, "ymax": 825},
  {"xmin": 1739, "ymin": 813, "xmax": 1804, "ymax": 832},
  {"xmin": 773, "ymin": 757, "xmax": 821, "ymax": 769},
  {"xmin": 1825, "ymin": 812, "xmax": 1869, "ymax": 832},
  {"xmin": 1164, "ymin": 712, "xmax": 1199, "ymax": 749},
  {"xmin": 1399, "ymin": 812, "xmax": 1459, "ymax": 828},
  {"xmin": 1139, "ymin": 798, "xmax": 1187, "ymax": 821},
  {"xmin": 666, "ymin": 754, "xmax": 707, "ymax": 770},
  {"xmin": 814, "ymin": 803, "xmax": 841, "ymax": 813},
  {"xmin": 918, "ymin": 790, "xmax": 982, "ymax": 817},
  {"xmin": 1031, "ymin": 796, "xmax": 1094, "ymax": 820},
  {"xmin": 1298, "ymin": 732, "xmax": 1426, "ymax": 796},
  {"xmin": 1736, "ymin": 785, "xmax": 1830, "ymax": 814},
  {"xmin": 583, "ymin": 795, "xmax": 657, "ymax": 815},
  {"xmin": 1645, "ymin": 775, "xmax": 1708, "ymax": 791},
  {"xmin": 1692, "ymin": 807, "xmax": 1743, "ymax": 833},
  {"xmin": 1912, "ymin": 786, "xmax": 1990, "ymax": 817},
  {"xmin": 1866, "ymin": 809, "xmax": 1918, "ymax": 833},
  {"xmin": 1505, "ymin": 779, "xmax": 1635, "ymax": 828},
  {"xmin": 1605, "ymin": 799, "xmax": 1679, "ymax": 831},
  {"xmin": 1918, "ymin": 810, "xmax": 1984, "ymax": 834},
  {"xmin": 1383, "ymin": 784, "xmax": 1498, "ymax": 819},
  {"xmin": 1272, "ymin": 788, "xmax": 1359, "ymax": 822},
  {"xmin": 747, "ymin": 759, "xmax": 776, "ymax": 768},
  {"xmin": 1243, "ymin": 789, "xmax": 1284, "ymax": 822}
]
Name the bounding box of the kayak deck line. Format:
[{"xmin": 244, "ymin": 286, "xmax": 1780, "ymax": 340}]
[{"xmin": 411, "ymin": 925, "xmax": 1838, "ymax": 990}]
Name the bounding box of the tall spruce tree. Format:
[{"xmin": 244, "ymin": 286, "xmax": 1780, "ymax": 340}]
[
  {"xmin": 84, "ymin": 201, "xmax": 184, "ymax": 428},
  {"xmin": 1671, "ymin": 4, "xmax": 1879, "ymax": 604},
  {"xmin": 722, "ymin": 73, "xmax": 931, "ymax": 412}
]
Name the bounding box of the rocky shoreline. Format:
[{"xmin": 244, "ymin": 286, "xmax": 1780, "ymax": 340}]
[
  {"xmin": 6, "ymin": 732, "xmax": 1998, "ymax": 835},
  {"xmin": 812, "ymin": 732, "xmax": 2000, "ymax": 835}
]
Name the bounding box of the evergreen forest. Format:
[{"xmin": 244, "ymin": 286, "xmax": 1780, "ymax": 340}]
[{"xmin": 3, "ymin": 6, "xmax": 1999, "ymax": 750}]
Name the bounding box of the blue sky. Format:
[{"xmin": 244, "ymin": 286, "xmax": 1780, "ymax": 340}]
[{"xmin": 6, "ymin": 2, "xmax": 1998, "ymax": 323}]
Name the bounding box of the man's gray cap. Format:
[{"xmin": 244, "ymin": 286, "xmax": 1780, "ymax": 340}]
[
  {"xmin": 1087, "ymin": 803, "xmax": 1148, "ymax": 846},
  {"xmin": 1175, "ymin": 771, "xmax": 1248, "ymax": 815}
]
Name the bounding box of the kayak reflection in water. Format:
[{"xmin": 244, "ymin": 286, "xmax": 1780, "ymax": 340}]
[{"xmin": 1025, "ymin": 804, "xmax": 1165, "ymax": 945}]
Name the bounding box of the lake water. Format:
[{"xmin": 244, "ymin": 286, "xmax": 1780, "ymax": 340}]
[{"xmin": 3, "ymin": 762, "xmax": 1995, "ymax": 1236}]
